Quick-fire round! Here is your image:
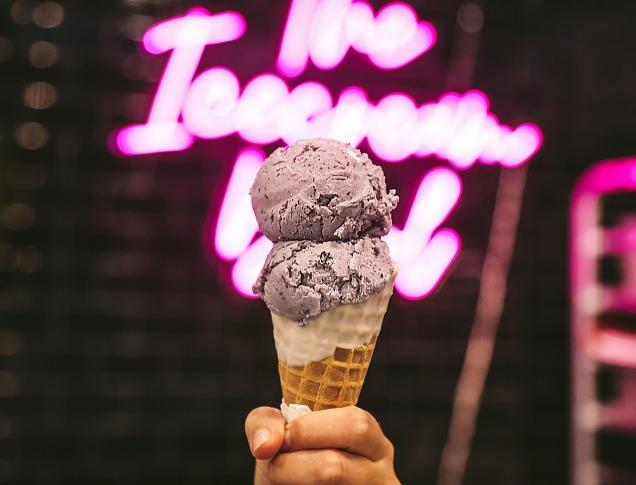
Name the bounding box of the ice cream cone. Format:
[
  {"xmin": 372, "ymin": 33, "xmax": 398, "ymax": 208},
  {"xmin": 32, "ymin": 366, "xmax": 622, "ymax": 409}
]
[
  {"xmin": 271, "ymin": 269, "xmax": 396, "ymax": 412},
  {"xmin": 250, "ymin": 138, "xmax": 400, "ymax": 421}
]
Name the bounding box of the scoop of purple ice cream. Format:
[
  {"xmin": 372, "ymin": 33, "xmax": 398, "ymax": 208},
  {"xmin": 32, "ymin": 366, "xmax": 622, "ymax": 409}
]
[
  {"xmin": 253, "ymin": 238, "xmax": 393, "ymax": 323},
  {"xmin": 250, "ymin": 138, "xmax": 398, "ymax": 242}
]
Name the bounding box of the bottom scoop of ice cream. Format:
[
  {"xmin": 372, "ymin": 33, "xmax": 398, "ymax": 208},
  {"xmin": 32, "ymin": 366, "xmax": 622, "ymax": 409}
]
[{"xmin": 253, "ymin": 237, "xmax": 393, "ymax": 323}]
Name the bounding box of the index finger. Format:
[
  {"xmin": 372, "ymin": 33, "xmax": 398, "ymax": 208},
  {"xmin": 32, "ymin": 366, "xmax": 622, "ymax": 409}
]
[{"xmin": 283, "ymin": 406, "xmax": 392, "ymax": 461}]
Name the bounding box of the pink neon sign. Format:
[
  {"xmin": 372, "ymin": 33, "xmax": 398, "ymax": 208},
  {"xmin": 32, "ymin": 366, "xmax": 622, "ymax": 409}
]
[
  {"xmin": 277, "ymin": 0, "xmax": 437, "ymax": 77},
  {"xmin": 571, "ymin": 158, "xmax": 636, "ymax": 367},
  {"xmin": 115, "ymin": 8, "xmax": 542, "ymax": 170},
  {"xmin": 116, "ymin": 9, "xmax": 246, "ymax": 154},
  {"xmin": 115, "ymin": 6, "xmax": 544, "ymax": 301}
]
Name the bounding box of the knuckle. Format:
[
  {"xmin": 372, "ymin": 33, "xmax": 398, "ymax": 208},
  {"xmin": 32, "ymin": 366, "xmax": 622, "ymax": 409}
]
[
  {"xmin": 267, "ymin": 454, "xmax": 293, "ymax": 485},
  {"xmin": 287, "ymin": 417, "xmax": 305, "ymax": 446},
  {"xmin": 342, "ymin": 405, "xmax": 361, "ymax": 420},
  {"xmin": 288, "ymin": 415, "xmax": 302, "ymax": 435},
  {"xmin": 266, "ymin": 455, "xmax": 283, "ymax": 483},
  {"xmin": 384, "ymin": 438, "xmax": 395, "ymax": 459},
  {"xmin": 348, "ymin": 410, "xmax": 373, "ymax": 445},
  {"xmin": 316, "ymin": 451, "xmax": 345, "ymax": 484}
]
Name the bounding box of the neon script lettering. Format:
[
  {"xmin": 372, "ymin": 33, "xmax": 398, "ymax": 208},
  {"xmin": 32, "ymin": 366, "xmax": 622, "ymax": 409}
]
[
  {"xmin": 115, "ymin": 6, "xmax": 544, "ymax": 300},
  {"xmin": 116, "ymin": 8, "xmax": 542, "ymax": 169},
  {"xmin": 277, "ymin": 0, "xmax": 437, "ymax": 76}
]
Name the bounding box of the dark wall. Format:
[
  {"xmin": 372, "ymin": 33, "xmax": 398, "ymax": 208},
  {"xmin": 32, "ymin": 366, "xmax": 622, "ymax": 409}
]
[{"xmin": 1, "ymin": 0, "xmax": 635, "ymax": 483}]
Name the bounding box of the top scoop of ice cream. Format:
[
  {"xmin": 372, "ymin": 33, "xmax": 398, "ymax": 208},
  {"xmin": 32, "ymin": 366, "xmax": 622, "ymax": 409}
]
[
  {"xmin": 250, "ymin": 138, "xmax": 398, "ymax": 242},
  {"xmin": 253, "ymin": 237, "xmax": 393, "ymax": 323}
]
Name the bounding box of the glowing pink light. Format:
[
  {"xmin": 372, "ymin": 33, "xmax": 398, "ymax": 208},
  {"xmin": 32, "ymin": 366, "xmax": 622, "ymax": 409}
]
[
  {"xmin": 413, "ymin": 102, "xmax": 455, "ymax": 157},
  {"xmin": 116, "ymin": 123, "xmax": 193, "ymax": 155},
  {"xmin": 214, "ymin": 148, "xmax": 265, "ymax": 260},
  {"xmin": 401, "ymin": 168, "xmax": 462, "ymax": 239},
  {"xmin": 395, "ymin": 229, "xmax": 461, "ymax": 299},
  {"xmin": 326, "ymin": 87, "xmax": 370, "ymax": 146},
  {"xmin": 442, "ymin": 91, "xmax": 489, "ymax": 169},
  {"xmin": 344, "ymin": 2, "xmax": 374, "ymax": 51},
  {"xmin": 114, "ymin": 9, "xmax": 542, "ymax": 168},
  {"xmin": 571, "ymin": 158, "xmax": 636, "ymax": 298},
  {"xmin": 277, "ymin": 0, "xmax": 319, "ymax": 77},
  {"xmin": 143, "ymin": 9, "xmax": 246, "ymax": 54},
  {"xmin": 569, "ymin": 158, "xmax": 636, "ymax": 466},
  {"xmin": 384, "ymin": 168, "xmax": 462, "ymax": 298},
  {"xmin": 573, "ymin": 158, "xmax": 636, "ymax": 197},
  {"xmin": 587, "ymin": 329, "xmax": 636, "ymax": 368},
  {"xmin": 500, "ymin": 124, "xmax": 543, "ymax": 168},
  {"xmin": 367, "ymin": 93, "xmax": 419, "ymax": 162},
  {"xmin": 365, "ymin": 3, "xmax": 420, "ymax": 55},
  {"xmin": 182, "ymin": 67, "xmax": 240, "ymax": 139},
  {"xmin": 480, "ymin": 122, "xmax": 511, "ymax": 164},
  {"xmin": 473, "ymin": 114, "xmax": 504, "ymax": 165},
  {"xmin": 114, "ymin": 8, "xmax": 545, "ymax": 301},
  {"xmin": 308, "ymin": 0, "xmax": 351, "ymax": 70},
  {"xmin": 364, "ymin": 4, "xmax": 437, "ymax": 70},
  {"xmin": 235, "ymin": 74, "xmax": 290, "ymax": 144},
  {"xmin": 279, "ymin": 82, "xmax": 333, "ymax": 144},
  {"xmin": 604, "ymin": 218, "xmax": 636, "ymax": 254},
  {"xmin": 277, "ymin": 0, "xmax": 437, "ymax": 77},
  {"xmin": 116, "ymin": 8, "xmax": 246, "ymax": 156},
  {"xmin": 119, "ymin": 70, "xmax": 542, "ymax": 168},
  {"xmin": 232, "ymin": 235, "xmax": 273, "ymax": 298}
]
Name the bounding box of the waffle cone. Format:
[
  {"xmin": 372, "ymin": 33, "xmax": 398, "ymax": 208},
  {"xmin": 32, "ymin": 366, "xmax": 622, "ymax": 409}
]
[{"xmin": 272, "ymin": 270, "xmax": 396, "ymax": 411}]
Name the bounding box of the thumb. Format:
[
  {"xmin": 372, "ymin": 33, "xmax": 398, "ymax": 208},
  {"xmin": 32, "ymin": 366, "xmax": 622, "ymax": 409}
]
[{"xmin": 245, "ymin": 406, "xmax": 286, "ymax": 460}]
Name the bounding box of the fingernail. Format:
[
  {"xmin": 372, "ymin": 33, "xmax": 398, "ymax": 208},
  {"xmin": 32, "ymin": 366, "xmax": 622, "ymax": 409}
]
[{"xmin": 252, "ymin": 429, "xmax": 270, "ymax": 452}]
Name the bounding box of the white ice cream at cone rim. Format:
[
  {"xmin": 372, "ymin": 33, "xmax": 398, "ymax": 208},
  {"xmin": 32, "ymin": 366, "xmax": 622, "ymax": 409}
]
[
  {"xmin": 271, "ymin": 267, "xmax": 397, "ymax": 366},
  {"xmin": 275, "ymin": 268, "xmax": 396, "ymax": 422},
  {"xmin": 280, "ymin": 401, "xmax": 312, "ymax": 422}
]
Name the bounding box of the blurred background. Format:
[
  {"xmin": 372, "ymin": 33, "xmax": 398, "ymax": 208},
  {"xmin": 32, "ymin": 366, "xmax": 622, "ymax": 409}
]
[{"xmin": 1, "ymin": 0, "xmax": 636, "ymax": 484}]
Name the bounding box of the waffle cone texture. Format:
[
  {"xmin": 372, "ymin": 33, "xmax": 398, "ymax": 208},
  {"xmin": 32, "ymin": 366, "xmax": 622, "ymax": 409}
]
[{"xmin": 272, "ymin": 270, "xmax": 396, "ymax": 411}]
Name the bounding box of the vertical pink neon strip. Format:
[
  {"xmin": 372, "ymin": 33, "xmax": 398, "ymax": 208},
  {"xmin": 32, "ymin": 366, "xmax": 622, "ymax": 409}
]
[
  {"xmin": 308, "ymin": 0, "xmax": 351, "ymax": 70},
  {"xmin": 215, "ymin": 148, "xmax": 265, "ymax": 261},
  {"xmin": 143, "ymin": 10, "xmax": 246, "ymax": 123},
  {"xmin": 147, "ymin": 44, "xmax": 206, "ymax": 126},
  {"xmin": 277, "ymin": 0, "xmax": 318, "ymax": 77},
  {"xmin": 395, "ymin": 229, "xmax": 461, "ymax": 299},
  {"xmin": 570, "ymin": 157, "xmax": 636, "ymax": 485},
  {"xmin": 232, "ymin": 236, "xmax": 273, "ymax": 298},
  {"xmin": 384, "ymin": 168, "xmax": 463, "ymax": 299},
  {"xmin": 571, "ymin": 158, "xmax": 636, "ymax": 316},
  {"xmin": 402, "ymin": 168, "xmax": 462, "ymax": 238}
]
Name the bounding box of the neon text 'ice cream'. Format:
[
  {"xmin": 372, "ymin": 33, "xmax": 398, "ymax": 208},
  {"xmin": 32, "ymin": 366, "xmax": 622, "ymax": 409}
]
[
  {"xmin": 115, "ymin": 6, "xmax": 544, "ymax": 300},
  {"xmin": 116, "ymin": 8, "xmax": 542, "ymax": 170}
]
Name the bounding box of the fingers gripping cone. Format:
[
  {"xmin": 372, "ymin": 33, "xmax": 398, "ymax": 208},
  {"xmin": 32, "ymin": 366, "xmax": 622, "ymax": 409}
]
[{"xmin": 271, "ymin": 269, "xmax": 397, "ymax": 421}]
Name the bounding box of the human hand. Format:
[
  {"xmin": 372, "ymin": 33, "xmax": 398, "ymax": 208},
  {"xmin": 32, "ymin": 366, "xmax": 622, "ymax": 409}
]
[{"xmin": 245, "ymin": 406, "xmax": 400, "ymax": 484}]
